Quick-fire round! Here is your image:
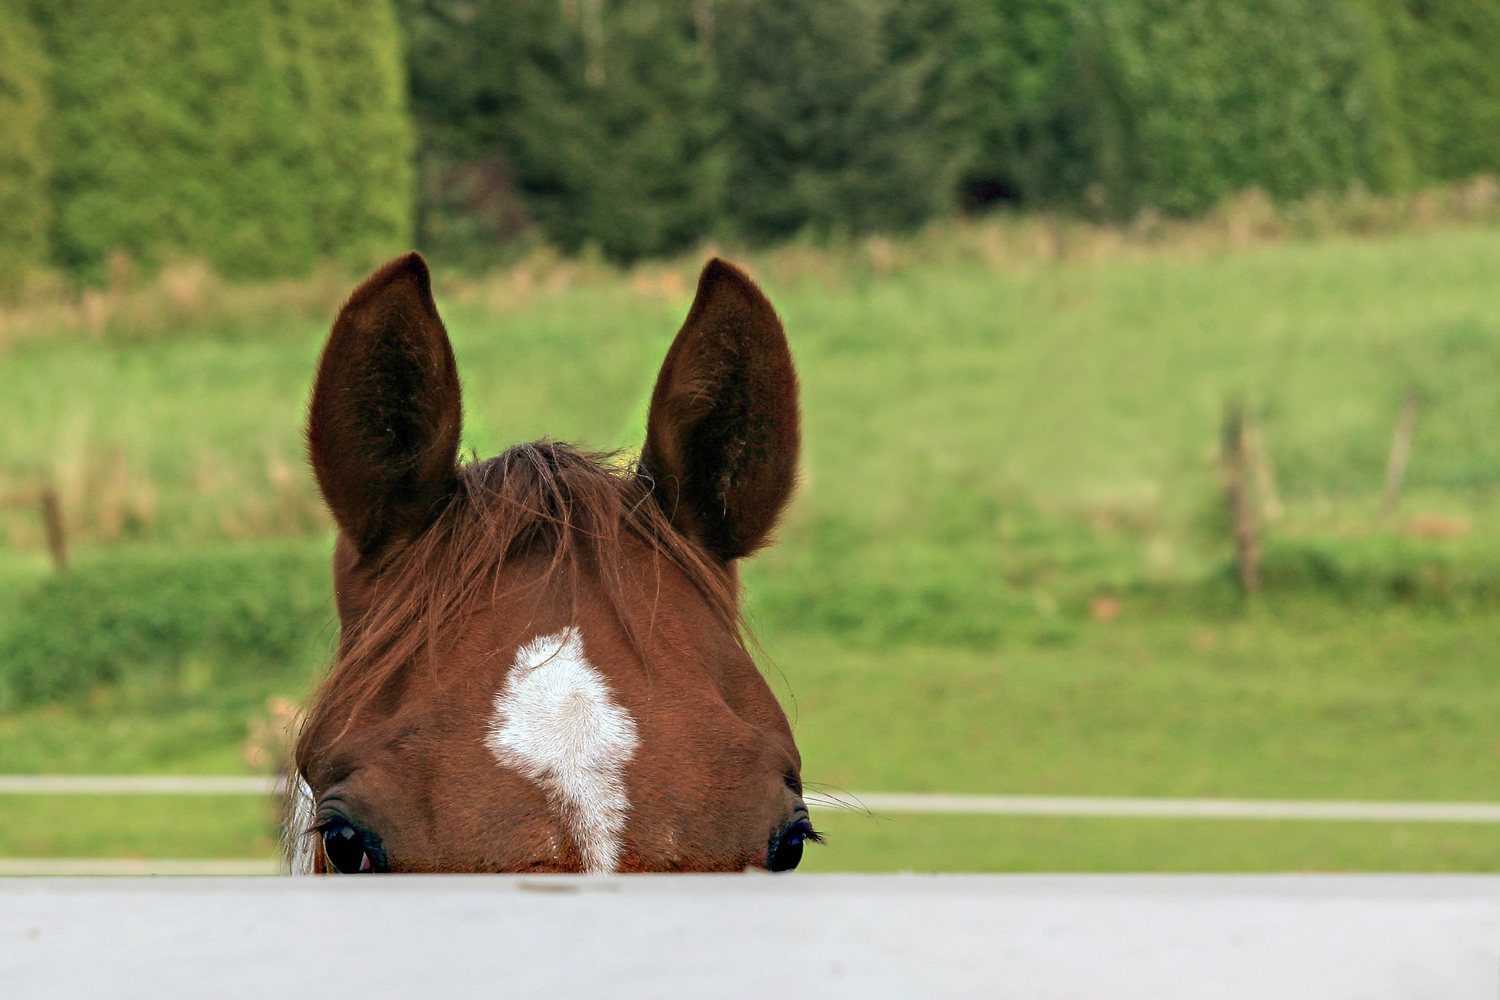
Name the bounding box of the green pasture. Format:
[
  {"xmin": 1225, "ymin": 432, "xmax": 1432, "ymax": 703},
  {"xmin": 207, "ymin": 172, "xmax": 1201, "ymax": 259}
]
[{"xmin": 5, "ymin": 225, "xmax": 1500, "ymax": 870}]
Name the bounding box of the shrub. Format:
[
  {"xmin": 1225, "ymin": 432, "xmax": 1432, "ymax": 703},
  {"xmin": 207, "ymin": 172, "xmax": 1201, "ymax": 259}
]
[
  {"xmin": 0, "ymin": 542, "xmax": 333, "ymax": 709},
  {"xmin": 1256, "ymin": 535, "xmax": 1500, "ymax": 609}
]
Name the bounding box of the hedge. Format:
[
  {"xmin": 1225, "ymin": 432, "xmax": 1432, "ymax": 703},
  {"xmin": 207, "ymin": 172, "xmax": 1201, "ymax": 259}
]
[
  {"xmin": 1096, "ymin": 0, "xmax": 1394, "ymax": 214},
  {"xmin": 5, "ymin": 528, "xmax": 1500, "ymax": 710},
  {"xmin": 280, "ymin": 0, "xmax": 416, "ymax": 271},
  {"xmin": 0, "ymin": 0, "xmax": 51, "ymax": 299},
  {"xmin": 0, "ymin": 542, "xmax": 333, "ymax": 709},
  {"xmin": 35, "ymin": 0, "xmax": 413, "ymax": 282}
]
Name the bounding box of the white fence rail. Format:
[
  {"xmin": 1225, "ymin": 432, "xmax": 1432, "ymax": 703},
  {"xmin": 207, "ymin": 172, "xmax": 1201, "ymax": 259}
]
[
  {"xmin": 0, "ymin": 858, "xmax": 278, "ymax": 876},
  {"xmin": 841, "ymin": 791, "xmax": 1500, "ymax": 823},
  {"xmin": 7, "ymin": 775, "xmax": 1500, "ymax": 823},
  {"xmin": 0, "ymin": 775, "xmax": 281, "ymax": 795}
]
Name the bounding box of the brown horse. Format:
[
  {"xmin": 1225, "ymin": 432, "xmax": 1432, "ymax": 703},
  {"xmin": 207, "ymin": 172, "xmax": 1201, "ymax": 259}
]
[{"xmin": 288, "ymin": 253, "xmax": 816, "ymax": 874}]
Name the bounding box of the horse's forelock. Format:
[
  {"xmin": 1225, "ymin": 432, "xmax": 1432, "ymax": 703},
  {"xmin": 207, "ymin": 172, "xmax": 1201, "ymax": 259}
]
[{"xmin": 294, "ymin": 440, "xmax": 741, "ymax": 779}]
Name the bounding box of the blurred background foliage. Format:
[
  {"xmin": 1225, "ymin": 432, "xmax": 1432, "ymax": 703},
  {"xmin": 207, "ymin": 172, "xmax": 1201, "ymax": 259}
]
[
  {"xmin": 3, "ymin": 0, "xmax": 414, "ymax": 285},
  {"xmin": 0, "ymin": 0, "xmax": 51, "ymax": 299},
  {"xmin": 3, "ymin": 0, "xmax": 1500, "ymax": 278}
]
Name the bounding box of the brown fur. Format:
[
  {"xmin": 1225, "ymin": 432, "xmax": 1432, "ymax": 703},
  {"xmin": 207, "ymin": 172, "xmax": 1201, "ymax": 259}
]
[{"xmin": 294, "ymin": 253, "xmax": 810, "ymax": 873}]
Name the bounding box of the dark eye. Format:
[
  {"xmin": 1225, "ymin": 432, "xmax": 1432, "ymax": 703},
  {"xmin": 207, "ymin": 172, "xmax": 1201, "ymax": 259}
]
[
  {"xmin": 769, "ymin": 816, "xmax": 819, "ymax": 872},
  {"xmin": 322, "ymin": 822, "xmax": 375, "ymax": 874}
]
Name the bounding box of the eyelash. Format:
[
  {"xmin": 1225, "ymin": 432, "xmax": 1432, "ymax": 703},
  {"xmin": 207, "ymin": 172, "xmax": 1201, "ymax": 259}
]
[
  {"xmin": 311, "ymin": 816, "xmax": 385, "ymax": 873},
  {"xmin": 791, "ymin": 818, "xmax": 823, "ymax": 844}
]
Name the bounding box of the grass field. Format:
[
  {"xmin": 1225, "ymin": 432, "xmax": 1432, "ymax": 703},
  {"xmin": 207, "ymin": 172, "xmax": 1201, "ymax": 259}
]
[
  {"xmin": 4, "ymin": 219, "xmax": 1500, "ymax": 870},
  {"xmin": 4, "ymin": 611, "xmax": 1500, "ymax": 871}
]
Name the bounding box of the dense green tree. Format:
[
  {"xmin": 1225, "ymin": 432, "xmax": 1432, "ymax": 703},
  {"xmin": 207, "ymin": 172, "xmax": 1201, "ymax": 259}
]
[
  {"xmin": 507, "ymin": 0, "xmax": 723, "ymax": 260},
  {"xmin": 937, "ymin": 0, "xmax": 1394, "ymax": 218},
  {"xmin": 1360, "ymin": 0, "xmax": 1500, "ymax": 182},
  {"xmin": 280, "ymin": 0, "xmax": 417, "ymax": 269},
  {"xmin": 714, "ymin": 0, "xmax": 951, "ymax": 243},
  {"xmin": 37, "ymin": 0, "xmax": 413, "ymax": 282},
  {"xmin": 909, "ymin": 0, "xmax": 1089, "ymax": 208},
  {"xmin": 400, "ymin": 0, "xmax": 721, "ymax": 264},
  {"xmin": 0, "ymin": 0, "xmax": 52, "ymax": 297},
  {"xmin": 1092, "ymin": 0, "xmax": 1392, "ymax": 215},
  {"xmin": 402, "ymin": 0, "xmax": 1500, "ymax": 257}
]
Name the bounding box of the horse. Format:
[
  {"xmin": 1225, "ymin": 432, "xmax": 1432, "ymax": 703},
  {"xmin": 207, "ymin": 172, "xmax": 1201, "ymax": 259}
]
[{"xmin": 288, "ymin": 252, "xmax": 817, "ymax": 874}]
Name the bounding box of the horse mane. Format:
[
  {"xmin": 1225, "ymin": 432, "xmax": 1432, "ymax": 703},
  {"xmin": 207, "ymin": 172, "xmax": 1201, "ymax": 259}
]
[{"xmin": 294, "ymin": 440, "xmax": 742, "ymax": 771}]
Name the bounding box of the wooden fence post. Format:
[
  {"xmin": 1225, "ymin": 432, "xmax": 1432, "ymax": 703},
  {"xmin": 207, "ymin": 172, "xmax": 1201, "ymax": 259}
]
[
  {"xmin": 1379, "ymin": 391, "xmax": 1418, "ymax": 527},
  {"xmin": 1222, "ymin": 401, "xmax": 1260, "ymax": 594},
  {"xmin": 40, "ymin": 484, "xmax": 68, "ymax": 573}
]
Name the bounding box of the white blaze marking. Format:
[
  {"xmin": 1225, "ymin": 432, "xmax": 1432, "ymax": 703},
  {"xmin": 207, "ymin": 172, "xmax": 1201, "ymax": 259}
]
[{"xmin": 484, "ymin": 627, "xmax": 640, "ymax": 874}]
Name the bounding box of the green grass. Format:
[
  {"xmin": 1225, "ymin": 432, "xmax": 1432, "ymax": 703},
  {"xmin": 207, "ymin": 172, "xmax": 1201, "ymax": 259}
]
[
  {"xmin": 0, "ymin": 680, "xmax": 310, "ymax": 775},
  {"xmin": 0, "ymin": 795, "xmax": 276, "ymax": 859},
  {"xmin": 777, "ymin": 607, "xmax": 1500, "ymax": 803},
  {"xmin": 8, "ymin": 227, "xmax": 1500, "ymax": 553},
  {"xmin": 7, "ymin": 223, "xmax": 1500, "ymax": 869},
  {"xmin": 797, "ymin": 814, "xmax": 1500, "ymax": 873}
]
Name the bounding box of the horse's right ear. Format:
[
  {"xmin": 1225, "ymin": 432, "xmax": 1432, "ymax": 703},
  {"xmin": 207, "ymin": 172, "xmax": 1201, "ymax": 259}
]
[
  {"xmin": 640, "ymin": 258, "xmax": 799, "ymax": 562},
  {"xmin": 307, "ymin": 252, "xmax": 462, "ymax": 555}
]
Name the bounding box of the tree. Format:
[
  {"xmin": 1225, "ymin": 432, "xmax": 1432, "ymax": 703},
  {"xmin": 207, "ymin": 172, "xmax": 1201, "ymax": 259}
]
[
  {"xmin": 715, "ymin": 0, "xmax": 952, "ymax": 243},
  {"xmin": 399, "ymin": 0, "xmax": 722, "ymax": 264}
]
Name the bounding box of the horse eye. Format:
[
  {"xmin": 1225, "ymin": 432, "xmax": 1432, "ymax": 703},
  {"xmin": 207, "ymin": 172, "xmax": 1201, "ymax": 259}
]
[
  {"xmin": 769, "ymin": 817, "xmax": 818, "ymax": 872},
  {"xmin": 322, "ymin": 822, "xmax": 372, "ymax": 874}
]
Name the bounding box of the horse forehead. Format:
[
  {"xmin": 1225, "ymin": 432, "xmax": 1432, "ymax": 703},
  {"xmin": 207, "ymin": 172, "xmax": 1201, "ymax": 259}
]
[
  {"xmin": 486, "ymin": 627, "xmax": 637, "ymax": 751},
  {"xmin": 483, "ymin": 626, "xmax": 640, "ymax": 874}
]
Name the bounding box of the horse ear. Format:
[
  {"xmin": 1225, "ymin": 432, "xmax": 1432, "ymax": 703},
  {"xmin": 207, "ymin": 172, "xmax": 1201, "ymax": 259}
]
[
  {"xmin": 640, "ymin": 258, "xmax": 800, "ymax": 561},
  {"xmin": 307, "ymin": 252, "xmax": 462, "ymax": 554}
]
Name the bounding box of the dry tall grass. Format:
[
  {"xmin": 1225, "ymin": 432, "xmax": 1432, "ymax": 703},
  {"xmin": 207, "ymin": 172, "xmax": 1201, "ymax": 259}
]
[
  {"xmin": 4, "ymin": 179, "xmax": 1498, "ymax": 353},
  {"xmin": 0, "ymin": 255, "xmax": 351, "ymax": 352}
]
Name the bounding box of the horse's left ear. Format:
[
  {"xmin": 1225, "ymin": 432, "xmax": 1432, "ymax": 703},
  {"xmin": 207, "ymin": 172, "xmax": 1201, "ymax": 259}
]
[{"xmin": 640, "ymin": 258, "xmax": 800, "ymax": 561}]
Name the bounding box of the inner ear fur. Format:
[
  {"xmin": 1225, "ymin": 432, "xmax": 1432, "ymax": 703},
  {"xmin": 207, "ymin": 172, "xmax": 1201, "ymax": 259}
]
[
  {"xmin": 308, "ymin": 252, "xmax": 462, "ymax": 554},
  {"xmin": 640, "ymin": 258, "xmax": 800, "ymax": 562}
]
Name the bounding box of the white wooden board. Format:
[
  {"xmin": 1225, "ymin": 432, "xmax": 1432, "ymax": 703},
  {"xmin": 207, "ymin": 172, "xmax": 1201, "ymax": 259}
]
[{"xmin": 3, "ymin": 873, "xmax": 1496, "ymax": 999}]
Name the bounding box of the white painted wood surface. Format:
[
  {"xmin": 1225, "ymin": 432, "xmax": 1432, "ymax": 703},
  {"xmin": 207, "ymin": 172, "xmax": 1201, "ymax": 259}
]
[{"xmin": 2, "ymin": 873, "xmax": 1496, "ymax": 999}]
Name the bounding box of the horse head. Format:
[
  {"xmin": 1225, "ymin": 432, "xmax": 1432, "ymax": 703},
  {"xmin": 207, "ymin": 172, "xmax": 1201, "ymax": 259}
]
[{"xmin": 291, "ymin": 253, "xmax": 815, "ymax": 874}]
